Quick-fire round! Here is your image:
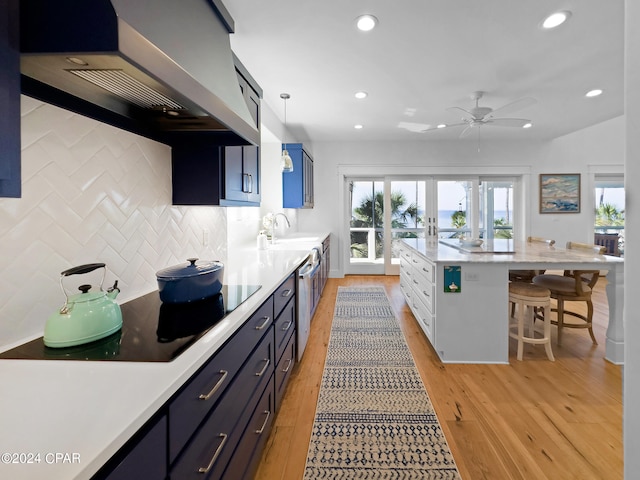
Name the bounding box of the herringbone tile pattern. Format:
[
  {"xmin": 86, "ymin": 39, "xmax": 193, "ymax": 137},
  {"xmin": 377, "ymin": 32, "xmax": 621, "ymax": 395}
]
[{"xmin": 0, "ymin": 97, "xmax": 227, "ymax": 348}]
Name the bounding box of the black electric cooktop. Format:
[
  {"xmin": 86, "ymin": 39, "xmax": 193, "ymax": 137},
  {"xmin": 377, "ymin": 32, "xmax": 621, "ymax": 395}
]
[{"xmin": 0, "ymin": 285, "xmax": 261, "ymax": 362}]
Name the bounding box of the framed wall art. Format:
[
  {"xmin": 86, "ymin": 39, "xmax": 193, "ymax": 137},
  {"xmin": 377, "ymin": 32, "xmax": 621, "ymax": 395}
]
[{"xmin": 539, "ymin": 173, "xmax": 581, "ymax": 213}]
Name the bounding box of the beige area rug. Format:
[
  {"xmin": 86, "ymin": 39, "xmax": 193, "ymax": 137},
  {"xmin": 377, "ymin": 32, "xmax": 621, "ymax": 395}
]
[{"xmin": 303, "ymin": 286, "xmax": 462, "ymax": 479}]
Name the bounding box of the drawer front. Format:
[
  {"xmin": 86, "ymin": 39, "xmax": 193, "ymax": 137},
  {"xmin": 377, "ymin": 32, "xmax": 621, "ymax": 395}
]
[
  {"xmin": 274, "ymin": 297, "xmax": 296, "ymax": 363},
  {"xmin": 399, "ymin": 272, "xmax": 412, "ymax": 304},
  {"xmin": 399, "ymin": 246, "xmax": 412, "ymax": 264},
  {"xmin": 411, "ymin": 253, "xmax": 434, "ymax": 283},
  {"xmin": 410, "ymin": 292, "xmax": 435, "ymax": 342},
  {"xmin": 169, "ymin": 297, "xmax": 274, "ymax": 462},
  {"xmin": 273, "ymin": 273, "xmax": 295, "ymax": 318},
  {"xmin": 222, "ymin": 376, "xmax": 275, "ymax": 480},
  {"xmin": 275, "ymin": 332, "xmax": 296, "ymax": 411},
  {"xmin": 411, "ymin": 272, "xmax": 434, "ymax": 313},
  {"xmin": 170, "ymin": 328, "xmax": 274, "ymax": 479}
]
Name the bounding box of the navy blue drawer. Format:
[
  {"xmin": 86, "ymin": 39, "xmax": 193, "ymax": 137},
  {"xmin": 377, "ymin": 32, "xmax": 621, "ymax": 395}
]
[
  {"xmin": 274, "ymin": 297, "xmax": 295, "ymax": 363},
  {"xmin": 170, "ymin": 327, "xmax": 274, "ymax": 479},
  {"xmin": 273, "ymin": 273, "xmax": 295, "ymax": 318},
  {"xmin": 222, "ymin": 375, "xmax": 275, "ymax": 480},
  {"xmin": 169, "ymin": 297, "xmax": 274, "ymax": 462},
  {"xmin": 275, "ymin": 332, "xmax": 296, "ymax": 412}
]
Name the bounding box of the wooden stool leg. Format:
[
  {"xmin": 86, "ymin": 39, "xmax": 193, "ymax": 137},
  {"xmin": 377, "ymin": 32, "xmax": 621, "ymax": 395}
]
[
  {"xmin": 542, "ymin": 303, "xmax": 555, "ymax": 361},
  {"xmin": 587, "ymin": 300, "xmax": 598, "ymax": 345},
  {"xmin": 516, "ymin": 300, "xmax": 524, "ymax": 361},
  {"xmin": 556, "ymin": 299, "xmax": 564, "ymax": 346}
]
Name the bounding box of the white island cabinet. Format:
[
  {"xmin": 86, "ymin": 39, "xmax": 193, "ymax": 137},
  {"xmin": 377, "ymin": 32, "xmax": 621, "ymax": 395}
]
[{"xmin": 398, "ymin": 238, "xmax": 624, "ymax": 364}]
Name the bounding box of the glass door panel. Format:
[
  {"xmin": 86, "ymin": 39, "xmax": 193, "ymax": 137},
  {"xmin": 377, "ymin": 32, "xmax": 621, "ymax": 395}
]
[
  {"xmin": 349, "ymin": 180, "xmax": 385, "ymax": 273},
  {"xmin": 437, "ymin": 180, "xmax": 472, "ymax": 239},
  {"xmin": 594, "ymin": 178, "xmax": 624, "ymax": 256},
  {"xmin": 482, "ymin": 181, "xmax": 514, "ymax": 239}
]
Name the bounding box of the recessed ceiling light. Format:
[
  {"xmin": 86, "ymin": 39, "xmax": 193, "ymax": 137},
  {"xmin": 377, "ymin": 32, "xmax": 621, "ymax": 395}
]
[
  {"xmin": 356, "ymin": 14, "xmax": 378, "ymax": 32},
  {"xmin": 541, "ymin": 10, "xmax": 571, "ymax": 29},
  {"xmin": 437, "ymin": 124, "xmax": 447, "ymax": 129},
  {"xmin": 355, "ymin": 91, "xmax": 368, "ymax": 99},
  {"xmin": 585, "ymin": 89, "xmax": 603, "ymax": 98},
  {"xmin": 354, "ymin": 124, "xmax": 364, "ymax": 129},
  {"xmin": 522, "ymin": 122, "xmax": 533, "ymax": 129}
]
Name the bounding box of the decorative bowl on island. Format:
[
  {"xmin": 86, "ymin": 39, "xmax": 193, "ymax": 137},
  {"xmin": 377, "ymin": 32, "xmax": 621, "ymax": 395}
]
[{"xmin": 460, "ymin": 238, "xmax": 483, "ymax": 247}]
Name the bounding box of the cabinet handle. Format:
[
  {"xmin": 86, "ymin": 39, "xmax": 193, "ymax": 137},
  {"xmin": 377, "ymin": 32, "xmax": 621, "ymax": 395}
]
[
  {"xmin": 423, "ymin": 290, "xmax": 430, "ymax": 297},
  {"xmin": 281, "ymin": 320, "xmax": 293, "ymax": 332},
  {"xmin": 255, "ymin": 410, "xmax": 271, "ymax": 434},
  {"xmin": 198, "ymin": 370, "xmax": 228, "ymax": 401},
  {"xmin": 412, "ymin": 258, "xmax": 418, "ymax": 263},
  {"xmin": 198, "ymin": 433, "xmax": 228, "ymax": 474},
  {"xmin": 255, "ymin": 316, "xmax": 271, "ymax": 330},
  {"xmin": 248, "ymin": 174, "xmax": 253, "ymax": 193},
  {"xmin": 413, "ymin": 279, "xmax": 419, "ymax": 285},
  {"xmin": 281, "ymin": 358, "xmax": 293, "ymax": 373},
  {"xmin": 255, "ymin": 358, "xmax": 270, "ymax": 377},
  {"xmin": 281, "ymin": 288, "xmax": 292, "ymax": 297}
]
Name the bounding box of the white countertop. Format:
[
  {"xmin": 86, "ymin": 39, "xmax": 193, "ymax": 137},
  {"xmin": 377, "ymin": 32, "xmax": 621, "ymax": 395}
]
[
  {"xmin": 402, "ymin": 238, "xmax": 624, "ymax": 267},
  {"xmin": 0, "ymin": 232, "xmax": 328, "ymax": 480}
]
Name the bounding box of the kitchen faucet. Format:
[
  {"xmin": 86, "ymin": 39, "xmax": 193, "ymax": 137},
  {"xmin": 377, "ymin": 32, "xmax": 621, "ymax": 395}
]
[{"xmin": 269, "ymin": 212, "xmax": 290, "ymax": 244}]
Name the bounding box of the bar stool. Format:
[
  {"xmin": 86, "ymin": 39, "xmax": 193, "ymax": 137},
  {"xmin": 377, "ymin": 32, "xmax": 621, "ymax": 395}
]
[{"xmin": 509, "ymin": 282, "xmax": 554, "ymax": 361}]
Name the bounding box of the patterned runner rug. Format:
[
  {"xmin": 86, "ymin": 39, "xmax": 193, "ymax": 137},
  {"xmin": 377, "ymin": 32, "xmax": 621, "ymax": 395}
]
[{"xmin": 303, "ymin": 286, "xmax": 462, "ymax": 479}]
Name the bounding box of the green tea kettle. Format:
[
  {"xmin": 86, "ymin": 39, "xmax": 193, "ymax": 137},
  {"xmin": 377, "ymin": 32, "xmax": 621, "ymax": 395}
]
[{"xmin": 44, "ymin": 263, "xmax": 122, "ymax": 348}]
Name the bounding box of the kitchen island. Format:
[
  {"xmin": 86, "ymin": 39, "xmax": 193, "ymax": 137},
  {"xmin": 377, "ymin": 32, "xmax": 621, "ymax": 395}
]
[
  {"xmin": 398, "ymin": 238, "xmax": 624, "ymax": 364},
  {"xmin": 0, "ymin": 233, "xmax": 329, "ymax": 480}
]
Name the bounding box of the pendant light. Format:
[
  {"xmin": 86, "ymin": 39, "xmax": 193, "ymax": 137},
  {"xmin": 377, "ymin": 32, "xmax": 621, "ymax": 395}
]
[{"xmin": 280, "ymin": 93, "xmax": 294, "ymax": 173}]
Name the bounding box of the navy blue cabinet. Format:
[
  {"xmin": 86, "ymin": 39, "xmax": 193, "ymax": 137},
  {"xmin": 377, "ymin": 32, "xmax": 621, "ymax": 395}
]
[
  {"xmin": 0, "ymin": 0, "xmax": 21, "ymax": 197},
  {"xmin": 282, "ymin": 143, "xmax": 313, "ymax": 209},
  {"xmin": 171, "ymin": 63, "xmax": 261, "ymax": 206}
]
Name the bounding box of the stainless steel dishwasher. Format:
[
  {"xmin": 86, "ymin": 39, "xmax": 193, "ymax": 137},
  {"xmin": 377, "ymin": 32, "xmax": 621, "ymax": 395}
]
[{"xmin": 297, "ymin": 247, "xmax": 321, "ymax": 361}]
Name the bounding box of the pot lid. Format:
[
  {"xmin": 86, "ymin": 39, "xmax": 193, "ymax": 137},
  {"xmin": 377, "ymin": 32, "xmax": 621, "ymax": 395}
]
[{"xmin": 156, "ymin": 258, "xmax": 223, "ymax": 280}]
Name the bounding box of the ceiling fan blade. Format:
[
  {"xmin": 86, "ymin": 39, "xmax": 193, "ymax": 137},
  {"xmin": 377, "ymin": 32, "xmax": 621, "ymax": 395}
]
[
  {"xmin": 459, "ymin": 124, "xmax": 476, "ymax": 138},
  {"xmin": 485, "ymin": 118, "xmax": 532, "ymax": 127},
  {"xmin": 486, "ymin": 97, "xmax": 536, "ymax": 119},
  {"xmin": 421, "ymin": 122, "xmax": 468, "ymax": 133}
]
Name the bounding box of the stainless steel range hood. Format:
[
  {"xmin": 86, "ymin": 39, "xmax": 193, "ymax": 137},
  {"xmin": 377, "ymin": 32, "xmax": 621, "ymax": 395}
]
[{"xmin": 20, "ymin": 0, "xmax": 260, "ymax": 146}]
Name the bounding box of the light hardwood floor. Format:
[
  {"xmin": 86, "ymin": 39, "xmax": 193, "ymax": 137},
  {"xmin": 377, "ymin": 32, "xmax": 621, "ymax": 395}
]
[{"xmin": 254, "ymin": 275, "xmax": 622, "ymax": 480}]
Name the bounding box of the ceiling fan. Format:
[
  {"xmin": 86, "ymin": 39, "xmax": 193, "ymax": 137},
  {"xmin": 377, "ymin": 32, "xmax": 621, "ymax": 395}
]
[{"xmin": 423, "ymin": 91, "xmax": 536, "ymax": 138}]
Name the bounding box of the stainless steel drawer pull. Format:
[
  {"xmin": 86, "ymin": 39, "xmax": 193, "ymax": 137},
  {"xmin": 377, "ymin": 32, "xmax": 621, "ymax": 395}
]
[
  {"xmin": 198, "ymin": 433, "xmax": 228, "ymax": 473},
  {"xmin": 255, "ymin": 316, "xmax": 271, "ymax": 330},
  {"xmin": 281, "ymin": 320, "xmax": 293, "ymax": 331},
  {"xmin": 255, "ymin": 410, "xmax": 271, "ymax": 434},
  {"xmin": 281, "ymin": 289, "xmax": 292, "ymax": 297},
  {"xmin": 198, "ymin": 370, "xmax": 228, "ymax": 401},
  {"xmin": 282, "ymin": 358, "xmax": 293, "ymax": 373},
  {"xmin": 255, "ymin": 358, "xmax": 270, "ymax": 377}
]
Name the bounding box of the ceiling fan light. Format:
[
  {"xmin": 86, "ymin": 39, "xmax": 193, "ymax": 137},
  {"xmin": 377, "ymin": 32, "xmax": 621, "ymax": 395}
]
[
  {"xmin": 542, "ymin": 11, "xmax": 571, "ymax": 29},
  {"xmin": 356, "ymin": 14, "xmax": 378, "ymax": 31}
]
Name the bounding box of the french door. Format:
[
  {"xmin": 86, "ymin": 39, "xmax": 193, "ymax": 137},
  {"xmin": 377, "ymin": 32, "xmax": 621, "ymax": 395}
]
[
  {"xmin": 345, "ymin": 176, "xmax": 518, "ymax": 275},
  {"xmin": 347, "ymin": 177, "xmax": 429, "ymax": 275}
]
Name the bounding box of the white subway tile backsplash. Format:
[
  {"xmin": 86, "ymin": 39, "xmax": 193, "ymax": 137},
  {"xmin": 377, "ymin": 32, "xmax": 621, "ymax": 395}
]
[{"xmin": 0, "ymin": 98, "xmax": 228, "ymax": 349}]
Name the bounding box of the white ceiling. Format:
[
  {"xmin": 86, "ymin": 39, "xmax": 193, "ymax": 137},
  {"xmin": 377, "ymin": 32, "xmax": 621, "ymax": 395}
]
[{"xmin": 224, "ymin": 0, "xmax": 624, "ymax": 143}]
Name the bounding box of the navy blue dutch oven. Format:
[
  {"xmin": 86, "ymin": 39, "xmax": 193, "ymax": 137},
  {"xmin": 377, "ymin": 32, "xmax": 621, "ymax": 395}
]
[{"xmin": 156, "ymin": 258, "xmax": 224, "ymax": 303}]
